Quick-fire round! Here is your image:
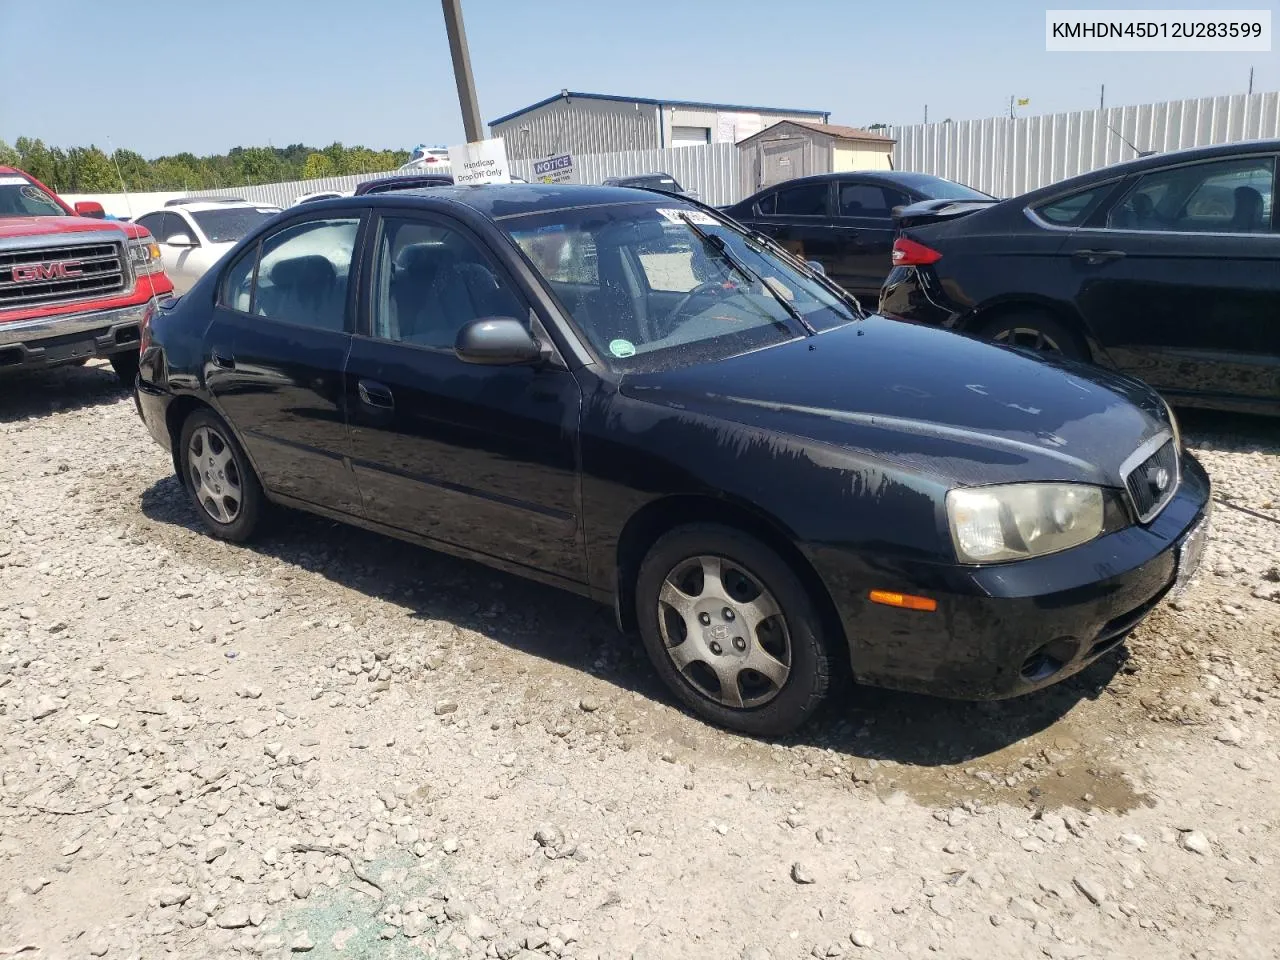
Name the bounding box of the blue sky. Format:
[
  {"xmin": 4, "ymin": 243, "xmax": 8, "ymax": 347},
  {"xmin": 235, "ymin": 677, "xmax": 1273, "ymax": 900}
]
[{"xmin": 0, "ymin": 0, "xmax": 1273, "ymax": 157}]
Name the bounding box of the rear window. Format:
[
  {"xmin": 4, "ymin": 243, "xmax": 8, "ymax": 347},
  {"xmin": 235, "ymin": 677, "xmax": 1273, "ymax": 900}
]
[
  {"xmin": 192, "ymin": 207, "xmax": 279, "ymax": 243},
  {"xmin": 1033, "ymin": 187, "xmax": 1108, "ymax": 226},
  {"xmin": 906, "ymin": 175, "xmax": 993, "ymax": 201},
  {"xmin": 0, "ymin": 174, "xmax": 66, "ymax": 217}
]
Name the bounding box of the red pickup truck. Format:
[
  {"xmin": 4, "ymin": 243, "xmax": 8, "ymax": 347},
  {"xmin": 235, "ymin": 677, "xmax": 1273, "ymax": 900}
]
[{"xmin": 1, "ymin": 165, "xmax": 174, "ymax": 383}]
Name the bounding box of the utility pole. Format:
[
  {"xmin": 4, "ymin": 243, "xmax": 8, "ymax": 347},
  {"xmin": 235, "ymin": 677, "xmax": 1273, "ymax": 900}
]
[
  {"xmin": 923, "ymin": 104, "xmax": 928, "ymax": 125},
  {"xmin": 441, "ymin": 0, "xmax": 484, "ymax": 142},
  {"xmin": 1009, "ymin": 95, "xmax": 1015, "ymax": 119},
  {"xmin": 1099, "ymin": 84, "xmax": 1105, "ymax": 111},
  {"xmin": 1248, "ymin": 66, "xmax": 1254, "ymax": 95}
]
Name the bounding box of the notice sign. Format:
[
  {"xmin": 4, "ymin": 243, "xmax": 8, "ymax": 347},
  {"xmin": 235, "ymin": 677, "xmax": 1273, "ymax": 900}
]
[
  {"xmin": 532, "ymin": 154, "xmax": 573, "ymax": 184},
  {"xmin": 448, "ymin": 137, "xmax": 512, "ymax": 185}
]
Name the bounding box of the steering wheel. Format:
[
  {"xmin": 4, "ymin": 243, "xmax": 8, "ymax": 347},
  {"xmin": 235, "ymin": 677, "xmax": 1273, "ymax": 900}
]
[{"xmin": 654, "ymin": 281, "xmax": 729, "ymax": 339}]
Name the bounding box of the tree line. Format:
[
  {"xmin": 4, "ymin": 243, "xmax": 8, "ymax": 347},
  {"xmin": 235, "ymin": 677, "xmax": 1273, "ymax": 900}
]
[{"xmin": 0, "ymin": 139, "xmax": 413, "ymax": 194}]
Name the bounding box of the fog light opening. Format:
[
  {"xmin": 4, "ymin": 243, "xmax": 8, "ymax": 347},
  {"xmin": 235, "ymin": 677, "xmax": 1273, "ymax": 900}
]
[{"xmin": 1019, "ymin": 638, "xmax": 1079, "ymax": 683}]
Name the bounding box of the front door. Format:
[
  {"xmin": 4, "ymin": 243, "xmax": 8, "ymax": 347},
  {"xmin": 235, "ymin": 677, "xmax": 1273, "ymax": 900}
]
[
  {"xmin": 1061, "ymin": 153, "xmax": 1280, "ymax": 404},
  {"xmin": 833, "ymin": 180, "xmax": 912, "ymax": 297},
  {"xmin": 343, "ymin": 211, "xmax": 585, "ymax": 581},
  {"xmin": 204, "ymin": 213, "xmax": 365, "ymax": 516},
  {"xmin": 755, "ymin": 180, "xmax": 841, "ymax": 284}
]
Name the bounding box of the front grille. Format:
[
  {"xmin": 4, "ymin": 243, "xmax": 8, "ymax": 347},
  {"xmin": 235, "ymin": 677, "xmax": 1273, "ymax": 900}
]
[
  {"xmin": 0, "ymin": 241, "xmax": 127, "ymax": 309},
  {"xmin": 1124, "ymin": 438, "xmax": 1179, "ymax": 523}
]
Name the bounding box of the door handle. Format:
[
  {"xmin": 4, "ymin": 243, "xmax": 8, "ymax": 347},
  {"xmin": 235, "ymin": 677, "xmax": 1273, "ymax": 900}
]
[
  {"xmin": 210, "ymin": 349, "xmax": 235, "ymax": 370},
  {"xmin": 357, "ymin": 379, "xmax": 394, "ymax": 410},
  {"xmin": 1072, "ymin": 249, "xmax": 1127, "ymax": 265}
]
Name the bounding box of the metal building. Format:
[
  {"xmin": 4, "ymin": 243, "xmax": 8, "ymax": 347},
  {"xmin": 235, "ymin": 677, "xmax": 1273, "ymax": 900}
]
[
  {"xmin": 489, "ymin": 91, "xmax": 830, "ymax": 162},
  {"xmin": 736, "ymin": 121, "xmax": 898, "ymax": 195}
]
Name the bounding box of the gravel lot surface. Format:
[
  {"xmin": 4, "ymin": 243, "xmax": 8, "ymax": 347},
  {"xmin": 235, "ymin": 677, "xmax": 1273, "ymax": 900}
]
[{"xmin": 1, "ymin": 363, "xmax": 1277, "ymax": 960}]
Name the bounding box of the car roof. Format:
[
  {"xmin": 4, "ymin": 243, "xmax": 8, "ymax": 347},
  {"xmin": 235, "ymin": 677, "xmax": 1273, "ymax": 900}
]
[{"xmin": 341, "ymin": 183, "xmax": 685, "ymax": 218}]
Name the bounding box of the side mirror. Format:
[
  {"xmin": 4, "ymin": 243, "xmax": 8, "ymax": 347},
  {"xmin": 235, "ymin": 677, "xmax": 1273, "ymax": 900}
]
[
  {"xmin": 454, "ymin": 317, "xmax": 542, "ymax": 365},
  {"xmin": 805, "ymin": 259, "xmax": 826, "ymax": 276},
  {"xmin": 165, "ymin": 233, "xmax": 198, "ymax": 248},
  {"xmin": 74, "ymin": 201, "xmax": 105, "ymax": 219},
  {"xmin": 890, "ymin": 205, "xmax": 905, "ymax": 220}
]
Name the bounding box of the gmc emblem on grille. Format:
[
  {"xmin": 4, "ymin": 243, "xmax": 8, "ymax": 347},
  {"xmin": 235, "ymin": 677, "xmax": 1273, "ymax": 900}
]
[{"xmin": 11, "ymin": 260, "xmax": 84, "ymax": 283}]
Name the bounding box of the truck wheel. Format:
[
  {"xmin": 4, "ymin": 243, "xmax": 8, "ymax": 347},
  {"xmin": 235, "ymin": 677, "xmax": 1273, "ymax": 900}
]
[
  {"xmin": 635, "ymin": 523, "xmax": 833, "ymax": 736},
  {"xmin": 109, "ymin": 351, "xmax": 140, "ymax": 386},
  {"xmin": 178, "ymin": 409, "xmax": 265, "ymax": 543}
]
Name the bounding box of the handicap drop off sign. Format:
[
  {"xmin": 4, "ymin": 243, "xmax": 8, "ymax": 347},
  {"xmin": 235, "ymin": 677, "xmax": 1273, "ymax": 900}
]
[
  {"xmin": 448, "ymin": 137, "xmax": 512, "ymax": 185},
  {"xmin": 532, "ymin": 154, "xmax": 574, "ymax": 184}
]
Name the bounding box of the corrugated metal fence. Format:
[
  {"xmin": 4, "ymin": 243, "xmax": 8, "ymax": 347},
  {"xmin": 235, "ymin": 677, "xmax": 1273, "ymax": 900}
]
[{"xmin": 888, "ymin": 91, "xmax": 1280, "ymax": 198}]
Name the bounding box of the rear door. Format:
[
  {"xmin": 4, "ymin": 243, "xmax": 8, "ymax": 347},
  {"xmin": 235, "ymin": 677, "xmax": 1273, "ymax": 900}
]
[
  {"xmin": 204, "ymin": 212, "xmax": 365, "ymax": 515},
  {"xmin": 833, "ymin": 180, "xmax": 912, "ymax": 296},
  {"xmin": 753, "ymin": 180, "xmax": 842, "ymax": 283},
  {"xmin": 343, "ymin": 209, "xmax": 585, "ymax": 581},
  {"xmin": 1059, "ymin": 153, "xmax": 1280, "ymax": 404}
]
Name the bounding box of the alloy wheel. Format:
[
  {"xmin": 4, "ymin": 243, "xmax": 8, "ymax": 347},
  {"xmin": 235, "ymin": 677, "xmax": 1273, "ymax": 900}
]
[
  {"xmin": 656, "ymin": 554, "xmax": 792, "ymax": 709},
  {"xmin": 186, "ymin": 426, "xmax": 243, "ymax": 525},
  {"xmin": 992, "ymin": 326, "xmax": 1063, "ymax": 354}
]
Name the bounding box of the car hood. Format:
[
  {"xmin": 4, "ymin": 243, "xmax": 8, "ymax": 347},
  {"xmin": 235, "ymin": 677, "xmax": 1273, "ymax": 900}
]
[
  {"xmin": 0, "ymin": 216, "xmax": 140, "ymax": 241},
  {"xmin": 618, "ymin": 316, "xmax": 1170, "ymax": 489}
]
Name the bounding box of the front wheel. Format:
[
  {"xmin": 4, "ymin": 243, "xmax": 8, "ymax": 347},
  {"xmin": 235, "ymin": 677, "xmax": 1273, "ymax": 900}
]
[
  {"xmin": 178, "ymin": 409, "xmax": 265, "ymax": 542},
  {"xmin": 109, "ymin": 351, "xmax": 140, "ymax": 385},
  {"xmin": 635, "ymin": 524, "xmax": 834, "ymax": 736}
]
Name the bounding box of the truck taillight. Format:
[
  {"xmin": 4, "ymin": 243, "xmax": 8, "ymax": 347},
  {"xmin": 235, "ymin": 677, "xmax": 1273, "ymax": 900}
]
[{"xmin": 891, "ymin": 237, "xmax": 943, "ymax": 267}]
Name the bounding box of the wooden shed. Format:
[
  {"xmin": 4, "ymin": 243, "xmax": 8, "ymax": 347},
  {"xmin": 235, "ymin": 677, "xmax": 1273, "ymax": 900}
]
[{"xmin": 736, "ymin": 121, "xmax": 897, "ymax": 195}]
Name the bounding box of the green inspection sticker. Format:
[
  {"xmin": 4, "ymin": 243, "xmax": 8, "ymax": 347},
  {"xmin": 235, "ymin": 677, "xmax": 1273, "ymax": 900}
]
[{"xmin": 609, "ymin": 338, "xmax": 636, "ymax": 358}]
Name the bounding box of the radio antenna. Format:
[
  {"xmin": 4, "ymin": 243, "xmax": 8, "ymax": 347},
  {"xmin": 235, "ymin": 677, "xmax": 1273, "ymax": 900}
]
[{"xmin": 106, "ymin": 136, "xmax": 135, "ymax": 220}]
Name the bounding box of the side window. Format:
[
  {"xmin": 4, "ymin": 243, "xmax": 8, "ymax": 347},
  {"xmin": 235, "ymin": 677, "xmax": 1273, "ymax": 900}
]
[
  {"xmin": 838, "ymin": 183, "xmax": 909, "ymax": 218},
  {"xmin": 1034, "ymin": 187, "xmax": 1107, "ymax": 227},
  {"xmin": 136, "ymin": 212, "xmax": 171, "ymax": 242},
  {"xmin": 221, "ymin": 244, "xmax": 258, "ymax": 313},
  {"xmin": 372, "ymin": 217, "xmax": 526, "ymax": 348},
  {"xmin": 1107, "ymin": 157, "xmax": 1275, "ymax": 233},
  {"xmin": 754, "ymin": 193, "xmax": 776, "ymax": 215},
  {"xmin": 254, "ymin": 218, "xmax": 360, "ymax": 332},
  {"xmin": 773, "ymin": 182, "xmax": 829, "ymax": 217}
]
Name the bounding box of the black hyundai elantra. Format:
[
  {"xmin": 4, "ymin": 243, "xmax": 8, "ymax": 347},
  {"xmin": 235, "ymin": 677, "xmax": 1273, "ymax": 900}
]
[{"xmin": 133, "ymin": 184, "xmax": 1211, "ymax": 735}]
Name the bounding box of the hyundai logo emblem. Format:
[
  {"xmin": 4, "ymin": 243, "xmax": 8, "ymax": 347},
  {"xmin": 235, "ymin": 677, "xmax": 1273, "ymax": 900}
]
[{"xmin": 1150, "ymin": 466, "xmax": 1170, "ymax": 492}]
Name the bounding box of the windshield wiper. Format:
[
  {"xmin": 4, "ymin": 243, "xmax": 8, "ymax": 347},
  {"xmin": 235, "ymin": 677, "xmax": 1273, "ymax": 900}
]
[
  {"xmin": 679, "ymin": 212, "xmax": 816, "ymax": 336},
  {"xmin": 741, "ymin": 227, "xmax": 866, "ymax": 317}
]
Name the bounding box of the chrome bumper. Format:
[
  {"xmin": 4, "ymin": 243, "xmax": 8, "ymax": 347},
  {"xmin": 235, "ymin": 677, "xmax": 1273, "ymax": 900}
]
[{"xmin": 0, "ymin": 300, "xmax": 152, "ymax": 347}]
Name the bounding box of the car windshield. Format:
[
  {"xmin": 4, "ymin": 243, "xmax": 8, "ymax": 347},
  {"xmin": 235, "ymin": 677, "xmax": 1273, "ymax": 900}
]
[
  {"xmin": 904, "ymin": 174, "xmax": 993, "ymax": 201},
  {"xmin": 0, "ymin": 175, "xmax": 66, "ymax": 217},
  {"xmin": 192, "ymin": 207, "xmax": 279, "ymax": 243},
  {"xmin": 502, "ymin": 200, "xmax": 858, "ymax": 371}
]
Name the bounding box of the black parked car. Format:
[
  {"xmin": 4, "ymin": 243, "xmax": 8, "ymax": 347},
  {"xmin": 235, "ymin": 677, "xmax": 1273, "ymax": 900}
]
[
  {"xmin": 722, "ymin": 172, "xmax": 994, "ymax": 299},
  {"xmin": 133, "ymin": 184, "xmax": 1209, "ymax": 735},
  {"xmin": 880, "ymin": 140, "xmax": 1280, "ymax": 416},
  {"xmin": 353, "ymin": 173, "xmax": 456, "ymax": 195}
]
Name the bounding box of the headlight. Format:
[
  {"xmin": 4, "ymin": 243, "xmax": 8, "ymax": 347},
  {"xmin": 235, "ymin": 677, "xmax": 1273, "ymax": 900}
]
[
  {"xmin": 128, "ymin": 237, "xmax": 165, "ymax": 276},
  {"xmin": 946, "ymin": 482, "xmax": 1121, "ymax": 563}
]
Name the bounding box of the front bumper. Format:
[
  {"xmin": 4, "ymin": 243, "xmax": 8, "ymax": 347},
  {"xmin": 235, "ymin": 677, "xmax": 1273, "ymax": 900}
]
[
  {"xmin": 812, "ymin": 454, "xmax": 1212, "ymax": 699},
  {"xmin": 0, "ymin": 300, "xmax": 155, "ymax": 373}
]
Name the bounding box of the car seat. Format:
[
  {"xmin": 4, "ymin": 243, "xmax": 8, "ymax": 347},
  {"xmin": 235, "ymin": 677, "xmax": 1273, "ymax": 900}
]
[
  {"xmin": 412, "ymin": 252, "xmax": 515, "ymax": 348},
  {"xmin": 1229, "ymin": 186, "xmax": 1264, "ymax": 232},
  {"xmin": 261, "ymin": 255, "xmax": 343, "ymax": 330},
  {"xmin": 387, "ymin": 243, "xmax": 446, "ymax": 341}
]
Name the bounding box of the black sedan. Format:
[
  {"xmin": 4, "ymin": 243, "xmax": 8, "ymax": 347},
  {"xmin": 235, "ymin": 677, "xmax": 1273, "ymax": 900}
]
[
  {"xmin": 722, "ymin": 172, "xmax": 994, "ymax": 299},
  {"xmin": 879, "ymin": 139, "xmax": 1280, "ymax": 416},
  {"xmin": 133, "ymin": 184, "xmax": 1210, "ymax": 735}
]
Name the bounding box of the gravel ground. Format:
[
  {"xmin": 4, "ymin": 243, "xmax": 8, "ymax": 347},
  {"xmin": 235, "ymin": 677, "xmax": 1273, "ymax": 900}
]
[{"xmin": 0, "ymin": 363, "xmax": 1277, "ymax": 960}]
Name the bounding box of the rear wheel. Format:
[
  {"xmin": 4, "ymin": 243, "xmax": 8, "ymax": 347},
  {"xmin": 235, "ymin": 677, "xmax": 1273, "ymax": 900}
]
[
  {"xmin": 109, "ymin": 351, "xmax": 140, "ymax": 385},
  {"xmin": 178, "ymin": 409, "xmax": 265, "ymax": 542},
  {"xmin": 635, "ymin": 523, "xmax": 833, "ymax": 736},
  {"xmin": 975, "ymin": 310, "xmax": 1087, "ymax": 361}
]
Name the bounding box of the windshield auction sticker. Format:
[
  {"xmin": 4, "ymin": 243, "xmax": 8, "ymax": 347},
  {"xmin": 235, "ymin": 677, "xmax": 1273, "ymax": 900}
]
[
  {"xmin": 609, "ymin": 339, "xmax": 637, "ymax": 358},
  {"xmin": 656, "ymin": 208, "xmax": 717, "ymax": 225}
]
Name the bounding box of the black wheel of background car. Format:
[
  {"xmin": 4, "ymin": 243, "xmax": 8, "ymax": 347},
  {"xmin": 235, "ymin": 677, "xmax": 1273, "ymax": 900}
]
[
  {"xmin": 635, "ymin": 523, "xmax": 833, "ymax": 736},
  {"xmin": 976, "ymin": 310, "xmax": 1088, "ymax": 361},
  {"xmin": 178, "ymin": 409, "xmax": 264, "ymax": 542},
  {"xmin": 109, "ymin": 351, "xmax": 140, "ymax": 385}
]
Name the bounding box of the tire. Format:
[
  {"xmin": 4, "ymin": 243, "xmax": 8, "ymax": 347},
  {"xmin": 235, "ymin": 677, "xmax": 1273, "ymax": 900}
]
[
  {"xmin": 635, "ymin": 523, "xmax": 834, "ymax": 737},
  {"xmin": 109, "ymin": 351, "xmax": 140, "ymax": 385},
  {"xmin": 177, "ymin": 408, "xmax": 265, "ymax": 542},
  {"xmin": 975, "ymin": 309, "xmax": 1088, "ymax": 361}
]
